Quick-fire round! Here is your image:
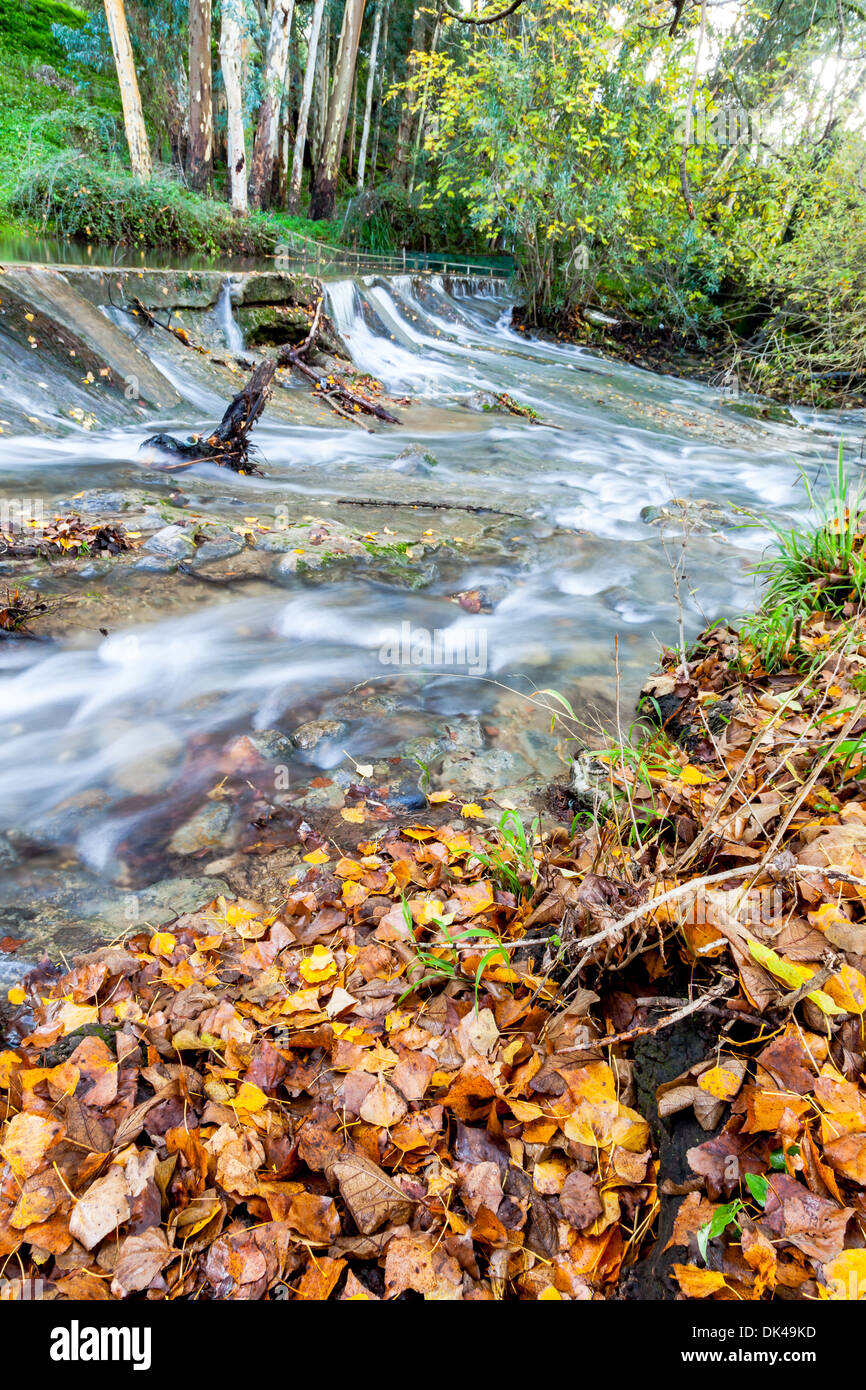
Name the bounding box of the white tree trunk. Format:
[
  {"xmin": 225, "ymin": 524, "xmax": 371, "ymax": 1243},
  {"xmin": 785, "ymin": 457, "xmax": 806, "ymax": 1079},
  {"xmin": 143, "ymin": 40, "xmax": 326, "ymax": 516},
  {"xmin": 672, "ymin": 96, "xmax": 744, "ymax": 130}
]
[
  {"xmin": 355, "ymin": 0, "xmax": 383, "ymax": 190},
  {"xmin": 309, "ymin": 0, "xmax": 367, "ymax": 220},
  {"xmin": 249, "ymin": 0, "xmax": 296, "ymax": 208},
  {"xmin": 220, "ymin": 1, "xmax": 248, "ymax": 213},
  {"xmin": 287, "ymin": 0, "xmax": 326, "ymax": 213},
  {"xmin": 103, "ymin": 0, "xmax": 151, "ymax": 180}
]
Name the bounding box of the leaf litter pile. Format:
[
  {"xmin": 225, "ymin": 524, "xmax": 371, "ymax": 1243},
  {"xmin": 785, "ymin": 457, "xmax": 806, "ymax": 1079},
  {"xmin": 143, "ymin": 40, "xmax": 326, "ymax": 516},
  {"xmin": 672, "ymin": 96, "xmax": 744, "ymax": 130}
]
[{"xmin": 7, "ymin": 499, "xmax": 866, "ymax": 1300}]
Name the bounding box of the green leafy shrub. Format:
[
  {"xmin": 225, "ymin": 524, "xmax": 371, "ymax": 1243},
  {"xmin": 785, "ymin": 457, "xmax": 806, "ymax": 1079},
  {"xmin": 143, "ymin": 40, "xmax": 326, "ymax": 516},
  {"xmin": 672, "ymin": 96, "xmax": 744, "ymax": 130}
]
[{"xmin": 11, "ymin": 157, "xmax": 280, "ymax": 255}]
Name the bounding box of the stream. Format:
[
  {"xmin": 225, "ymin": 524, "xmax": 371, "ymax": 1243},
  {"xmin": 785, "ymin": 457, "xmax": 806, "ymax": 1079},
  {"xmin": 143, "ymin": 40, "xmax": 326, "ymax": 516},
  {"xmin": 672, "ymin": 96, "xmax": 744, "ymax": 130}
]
[{"xmin": 0, "ymin": 260, "xmax": 857, "ymax": 976}]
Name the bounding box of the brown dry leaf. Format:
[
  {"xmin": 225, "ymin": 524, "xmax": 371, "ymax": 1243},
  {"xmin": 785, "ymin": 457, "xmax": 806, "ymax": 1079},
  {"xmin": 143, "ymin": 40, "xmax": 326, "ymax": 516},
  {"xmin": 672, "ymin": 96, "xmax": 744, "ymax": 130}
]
[
  {"xmin": 110, "ymin": 1227, "xmax": 172, "ymax": 1297},
  {"xmin": 384, "ymin": 1233, "xmax": 464, "ymax": 1299},
  {"xmin": 560, "ymin": 1170, "xmax": 604, "ymax": 1230},
  {"xmin": 332, "ymin": 1151, "xmax": 416, "ymax": 1234},
  {"xmin": 359, "ymin": 1078, "xmax": 408, "ymax": 1127}
]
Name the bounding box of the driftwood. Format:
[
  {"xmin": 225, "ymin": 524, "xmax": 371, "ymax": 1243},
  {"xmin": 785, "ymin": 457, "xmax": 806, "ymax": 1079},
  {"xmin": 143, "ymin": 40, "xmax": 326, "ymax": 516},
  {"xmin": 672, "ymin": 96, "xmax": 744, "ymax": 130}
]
[
  {"xmin": 141, "ymin": 360, "xmax": 276, "ymax": 473},
  {"xmin": 139, "ymin": 297, "xmax": 400, "ymax": 468},
  {"xmin": 276, "ymin": 298, "xmax": 402, "ymax": 429}
]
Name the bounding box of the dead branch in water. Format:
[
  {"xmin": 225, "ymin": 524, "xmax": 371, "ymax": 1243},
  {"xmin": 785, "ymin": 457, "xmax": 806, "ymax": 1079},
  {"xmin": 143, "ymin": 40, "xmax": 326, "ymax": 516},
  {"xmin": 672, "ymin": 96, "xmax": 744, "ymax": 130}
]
[
  {"xmin": 141, "ymin": 360, "xmax": 276, "ymax": 472},
  {"xmin": 139, "ymin": 296, "xmax": 400, "ymax": 466},
  {"xmin": 277, "ymin": 298, "xmax": 402, "ymax": 428}
]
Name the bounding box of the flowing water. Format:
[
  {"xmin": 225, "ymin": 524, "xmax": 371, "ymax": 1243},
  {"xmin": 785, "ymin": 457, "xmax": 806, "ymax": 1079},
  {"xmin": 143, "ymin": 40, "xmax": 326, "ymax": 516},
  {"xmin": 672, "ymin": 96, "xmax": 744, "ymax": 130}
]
[{"xmin": 0, "ymin": 263, "xmax": 858, "ymax": 966}]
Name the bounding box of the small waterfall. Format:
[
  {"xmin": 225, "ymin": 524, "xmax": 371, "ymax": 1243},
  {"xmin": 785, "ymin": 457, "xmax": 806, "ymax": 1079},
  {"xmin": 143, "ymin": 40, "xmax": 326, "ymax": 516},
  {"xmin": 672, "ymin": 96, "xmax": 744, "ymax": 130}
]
[
  {"xmin": 323, "ymin": 278, "xmax": 362, "ymax": 340},
  {"xmin": 215, "ymin": 277, "xmax": 244, "ymax": 353}
]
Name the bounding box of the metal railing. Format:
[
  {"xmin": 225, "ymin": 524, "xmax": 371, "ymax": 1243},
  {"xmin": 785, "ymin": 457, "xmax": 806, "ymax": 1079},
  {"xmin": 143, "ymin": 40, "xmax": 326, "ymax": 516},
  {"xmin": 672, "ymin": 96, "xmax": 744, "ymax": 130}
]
[{"xmin": 273, "ymin": 227, "xmax": 510, "ymax": 280}]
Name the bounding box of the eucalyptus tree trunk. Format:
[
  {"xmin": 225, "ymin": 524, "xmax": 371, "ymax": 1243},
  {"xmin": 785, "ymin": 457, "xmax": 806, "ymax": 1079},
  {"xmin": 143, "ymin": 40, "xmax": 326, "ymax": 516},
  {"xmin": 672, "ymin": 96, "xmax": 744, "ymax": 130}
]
[
  {"xmin": 355, "ymin": 0, "xmax": 384, "ymax": 190},
  {"xmin": 312, "ymin": 7, "xmax": 330, "ymax": 163},
  {"xmin": 219, "ymin": 0, "xmax": 248, "ymax": 212},
  {"xmin": 103, "ymin": 0, "xmax": 152, "ymax": 180},
  {"xmin": 249, "ymin": 0, "xmax": 296, "ymax": 208},
  {"xmin": 309, "ymin": 0, "xmax": 367, "ymax": 220},
  {"xmin": 408, "ymin": 9, "xmax": 440, "ymax": 192},
  {"xmin": 188, "ymin": 0, "xmax": 214, "ymax": 190},
  {"xmin": 369, "ymin": 1, "xmax": 388, "ymax": 183},
  {"xmin": 392, "ymin": 4, "xmax": 430, "ymax": 186},
  {"xmin": 287, "ymin": 0, "xmax": 326, "ymax": 213}
]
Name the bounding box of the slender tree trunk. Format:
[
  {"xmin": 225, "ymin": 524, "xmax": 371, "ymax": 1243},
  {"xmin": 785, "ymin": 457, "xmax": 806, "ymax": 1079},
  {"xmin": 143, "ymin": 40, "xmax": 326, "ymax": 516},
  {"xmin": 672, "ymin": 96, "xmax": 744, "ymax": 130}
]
[
  {"xmin": 103, "ymin": 0, "xmax": 152, "ymax": 180},
  {"xmin": 287, "ymin": 0, "xmax": 325, "ymax": 213},
  {"xmin": 309, "ymin": 0, "xmax": 367, "ymax": 220},
  {"xmin": 249, "ymin": 0, "xmax": 296, "ymax": 208},
  {"xmin": 369, "ymin": 1, "xmax": 388, "ymax": 183},
  {"xmin": 347, "ymin": 70, "xmax": 358, "ymax": 180},
  {"xmin": 408, "ymin": 9, "xmax": 440, "ymax": 193},
  {"xmin": 188, "ymin": 0, "xmax": 214, "ymax": 191},
  {"xmin": 392, "ymin": 5, "xmax": 429, "ymax": 186},
  {"xmin": 355, "ymin": 0, "xmax": 383, "ymax": 190},
  {"xmin": 312, "ymin": 8, "xmax": 330, "ymax": 164},
  {"xmin": 220, "ymin": 0, "xmax": 248, "ymax": 212}
]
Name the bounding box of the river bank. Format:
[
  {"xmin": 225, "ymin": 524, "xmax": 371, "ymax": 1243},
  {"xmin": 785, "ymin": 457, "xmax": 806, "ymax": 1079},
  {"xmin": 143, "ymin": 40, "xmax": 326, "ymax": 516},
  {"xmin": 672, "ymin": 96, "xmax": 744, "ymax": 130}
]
[
  {"xmin": 4, "ymin": 501, "xmax": 866, "ymax": 1301},
  {"xmin": 511, "ymin": 305, "xmax": 866, "ymax": 414}
]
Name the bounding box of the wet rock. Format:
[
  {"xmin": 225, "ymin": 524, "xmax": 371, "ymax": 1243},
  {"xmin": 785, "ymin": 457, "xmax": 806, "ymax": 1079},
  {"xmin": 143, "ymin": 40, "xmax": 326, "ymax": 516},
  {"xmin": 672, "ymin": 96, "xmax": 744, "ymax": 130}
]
[
  {"xmin": 254, "ymin": 532, "xmax": 297, "ymax": 553},
  {"xmin": 383, "ymin": 778, "xmax": 427, "ymax": 811},
  {"xmin": 238, "ymin": 304, "xmax": 314, "ymax": 349},
  {"xmin": 134, "ymin": 555, "xmax": 178, "ymax": 574},
  {"xmin": 0, "ymin": 835, "xmax": 19, "ymax": 867},
  {"xmin": 191, "ymin": 535, "xmax": 245, "ymax": 566},
  {"xmin": 465, "ymin": 391, "xmax": 502, "ymax": 412},
  {"xmin": 292, "ymin": 718, "xmax": 347, "ymax": 751},
  {"xmin": 144, "ymin": 524, "xmax": 196, "ymax": 558},
  {"xmin": 168, "ymin": 803, "xmax": 236, "ymax": 856},
  {"xmin": 322, "ymin": 692, "xmax": 399, "ymax": 720},
  {"xmin": 400, "ymin": 735, "xmax": 445, "ymax": 768},
  {"xmin": 490, "ymin": 784, "xmax": 541, "ymax": 819},
  {"xmin": 441, "ymin": 717, "xmax": 485, "ymax": 751},
  {"xmin": 237, "ymin": 272, "xmax": 319, "ymax": 306},
  {"xmin": 391, "ymin": 444, "xmax": 438, "ymax": 475},
  {"xmin": 25, "ymin": 790, "xmax": 111, "ymax": 848},
  {"xmin": 57, "ymin": 489, "xmax": 137, "ymax": 514},
  {"xmin": 0, "ymin": 266, "xmax": 181, "ymax": 409},
  {"xmin": 436, "ymin": 748, "xmax": 534, "ymax": 793},
  {"xmin": 290, "ymin": 782, "xmax": 346, "ymax": 812},
  {"xmin": 78, "ymin": 559, "xmax": 116, "ymax": 578},
  {"xmin": 640, "ymin": 498, "xmax": 738, "ymax": 533},
  {"xmin": 246, "ymin": 730, "xmax": 295, "ymax": 761},
  {"xmin": 0, "ymin": 867, "xmax": 230, "ymax": 963}
]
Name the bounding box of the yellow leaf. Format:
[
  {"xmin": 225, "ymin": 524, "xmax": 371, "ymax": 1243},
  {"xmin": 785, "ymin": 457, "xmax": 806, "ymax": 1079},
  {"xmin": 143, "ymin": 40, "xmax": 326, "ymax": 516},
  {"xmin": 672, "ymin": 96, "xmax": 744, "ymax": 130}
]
[
  {"xmin": 149, "ymin": 931, "xmax": 176, "ymax": 958},
  {"xmin": 299, "ymin": 945, "xmax": 337, "ymax": 984},
  {"xmin": 58, "ymin": 1003, "xmax": 99, "ymax": 1035},
  {"xmin": 0, "ymin": 1050, "xmax": 21, "ymax": 1087},
  {"xmin": 235, "ymin": 1082, "xmax": 267, "ymax": 1112},
  {"xmin": 672, "ymin": 1264, "xmax": 728, "ymax": 1297},
  {"xmin": 697, "ymin": 1060, "xmax": 745, "ymax": 1101},
  {"xmin": 746, "ymin": 938, "xmax": 845, "ymax": 1015},
  {"xmin": 821, "ymin": 1249, "xmax": 866, "ymax": 1299},
  {"xmin": 825, "ymin": 962, "xmax": 866, "ymax": 1014},
  {"xmin": 538, "ymin": 1286, "xmax": 562, "ymax": 1300},
  {"xmin": 461, "ymin": 803, "xmax": 485, "ymax": 819},
  {"xmin": 6, "ymin": 986, "xmax": 25, "ymax": 1006},
  {"xmin": 303, "ymin": 848, "xmax": 330, "ymax": 865},
  {"xmin": 341, "ymin": 807, "xmax": 366, "ymax": 823},
  {"xmin": 427, "ymin": 790, "xmax": 452, "ymax": 803},
  {"xmin": 680, "ymin": 765, "xmax": 717, "ymax": 786}
]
